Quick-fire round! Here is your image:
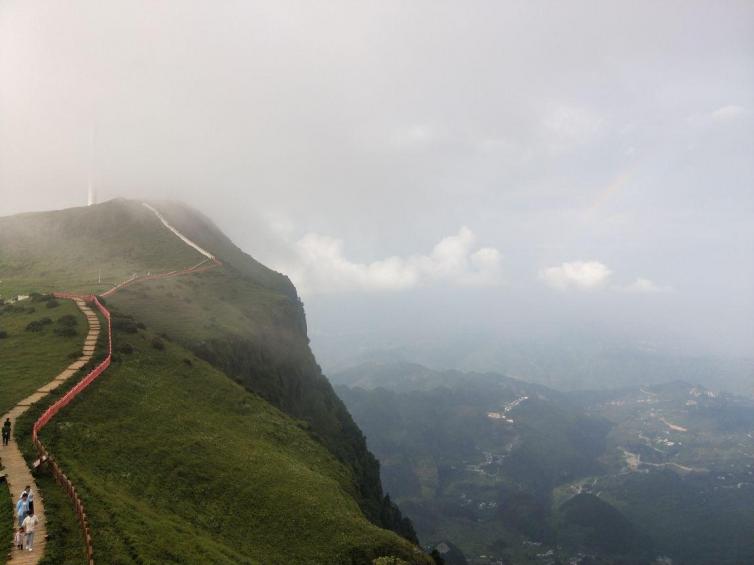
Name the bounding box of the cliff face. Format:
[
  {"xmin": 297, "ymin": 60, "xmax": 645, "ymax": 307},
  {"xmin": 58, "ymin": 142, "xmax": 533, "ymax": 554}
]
[{"xmin": 100, "ymin": 199, "xmax": 419, "ymax": 541}]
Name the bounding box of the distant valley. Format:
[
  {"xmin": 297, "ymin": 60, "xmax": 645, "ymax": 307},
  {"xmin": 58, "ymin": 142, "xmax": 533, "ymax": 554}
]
[{"xmin": 333, "ymin": 362, "xmax": 754, "ymax": 564}]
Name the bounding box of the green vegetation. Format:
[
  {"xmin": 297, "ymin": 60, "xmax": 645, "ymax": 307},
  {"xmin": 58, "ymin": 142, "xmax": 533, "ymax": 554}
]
[
  {"xmin": 0, "ymin": 481, "xmax": 11, "ymax": 561},
  {"xmin": 0, "ymin": 199, "xmax": 202, "ymax": 297},
  {"xmin": 335, "ymin": 367, "xmax": 611, "ymax": 563},
  {"xmin": 1, "ymin": 199, "xmax": 426, "ymax": 561},
  {"xmin": 0, "ymin": 299, "xmax": 85, "ymax": 415},
  {"xmin": 31, "ymin": 320, "xmax": 429, "ymax": 564}
]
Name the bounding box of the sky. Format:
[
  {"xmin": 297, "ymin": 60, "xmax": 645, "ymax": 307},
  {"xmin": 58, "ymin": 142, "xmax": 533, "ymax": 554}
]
[{"xmin": 1, "ymin": 1, "xmax": 752, "ymax": 365}]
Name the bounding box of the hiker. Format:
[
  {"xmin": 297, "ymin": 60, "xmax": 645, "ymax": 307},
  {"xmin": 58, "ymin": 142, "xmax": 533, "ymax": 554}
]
[
  {"xmin": 22, "ymin": 509, "xmax": 39, "ymax": 552},
  {"xmin": 14, "ymin": 527, "xmax": 24, "ymax": 550},
  {"xmin": 24, "ymin": 485, "xmax": 34, "ymax": 514},
  {"xmin": 2, "ymin": 417, "xmax": 10, "ymax": 446},
  {"xmin": 16, "ymin": 492, "xmax": 28, "ymax": 527}
]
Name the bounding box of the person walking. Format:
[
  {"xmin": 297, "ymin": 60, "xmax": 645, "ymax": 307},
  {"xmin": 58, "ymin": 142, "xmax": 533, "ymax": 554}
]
[
  {"xmin": 22, "ymin": 509, "xmax": 39, "ymax": 552},
  {"xmin": 2, "ymin": 417, "xmax": 10, "ymax": 446},
  {"xmin": 16, "ymin": 492, "xmax": 29, "ymax": 527},
  {"xmin": 24, "ymin": 485, "xmax": 34, "ymax": 514}
]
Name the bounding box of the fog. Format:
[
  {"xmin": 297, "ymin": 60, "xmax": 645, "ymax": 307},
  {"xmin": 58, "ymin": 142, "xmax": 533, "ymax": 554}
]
[{"xmin": 1, "ymin": 2, "xmax": 752, "ymax": 372}]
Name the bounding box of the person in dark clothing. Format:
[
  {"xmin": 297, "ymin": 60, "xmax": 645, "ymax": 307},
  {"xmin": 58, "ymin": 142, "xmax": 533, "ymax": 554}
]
[{"xmin": 2, "ymin": 418, "xmax": 10, "ymax": 446}]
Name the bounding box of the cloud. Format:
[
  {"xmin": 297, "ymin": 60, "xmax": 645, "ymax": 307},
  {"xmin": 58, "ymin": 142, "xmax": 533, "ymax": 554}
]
[
  {"xmin": 540, "ymin": 261, "xmax": 612, "ymax": 291},
  {"xmin": 687, "ymin": 105, "xmax": 748, "ymax": 126},
  {"xmin": 615, "ymin": 277, "xmax": 672, "ymax": 294},
  {"xmin": 277, "ymin": 227, "xmax": 502, "ymax": 295}
]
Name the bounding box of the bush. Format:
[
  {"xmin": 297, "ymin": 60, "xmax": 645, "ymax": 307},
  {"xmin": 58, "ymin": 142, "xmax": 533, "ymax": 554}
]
[
  {"xmin": 112, "ymin": 317, "xmax": 138, "ymax": 334},
  {"xmin": 57, "ymin": 314, "xmax": 78, "ymax": 327},
  {"xmin": 0, "ymin": 330, "xmax": 8, "ymax": 339},
  {"xmin": 120, "ymin": 343, "xmax": 134, "ymax": 355},
  {"xmin": 54, "ymin": 327, "xmax": 77, "ymax": 337},
  {"xmin": 25, "ymin": 320, "xmax": 45, "ymax": 332},
  {"xmin": 151, "ymin": 337, "xmax": 165, "ymax": 351},
  {"xmin": 39, "ymin": 317, "xmax": 53, "ymax": 325},
  {"xmin": 45, "ymin": 298, "xmax": 60, "ymax": 308}
]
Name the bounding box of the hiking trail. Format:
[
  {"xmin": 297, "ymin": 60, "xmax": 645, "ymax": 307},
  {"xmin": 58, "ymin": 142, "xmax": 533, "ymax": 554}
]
[
  {"xmin": 1, "ymin": 298, "xmax": 99, "ymax": 565},
  {"xmin": 2, "ymin": 204, "xmax": 221, "ymax": 564}
]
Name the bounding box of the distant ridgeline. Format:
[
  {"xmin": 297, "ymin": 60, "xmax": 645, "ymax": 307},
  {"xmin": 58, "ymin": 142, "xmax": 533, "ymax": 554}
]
[{"xmin": 0, "ymin": 199, "xmax": 430, "ymax": 564}]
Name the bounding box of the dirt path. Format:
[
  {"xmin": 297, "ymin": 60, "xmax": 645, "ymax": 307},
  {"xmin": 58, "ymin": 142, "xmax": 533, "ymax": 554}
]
[{"xmin": 1, "ymin": 299, "xmax": 99, "ymax": 565}]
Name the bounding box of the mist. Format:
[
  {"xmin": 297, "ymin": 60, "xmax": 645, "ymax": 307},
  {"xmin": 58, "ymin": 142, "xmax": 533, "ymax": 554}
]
[{"xmin": 1, "ymin": 0, "xmax": 752, "ymax": 375}]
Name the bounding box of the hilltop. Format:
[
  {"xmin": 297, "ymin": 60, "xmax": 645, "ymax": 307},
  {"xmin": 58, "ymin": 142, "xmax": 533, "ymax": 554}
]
[{"xmin": 0, "ymin": 199, "xmax": 430, "ymax": 564}]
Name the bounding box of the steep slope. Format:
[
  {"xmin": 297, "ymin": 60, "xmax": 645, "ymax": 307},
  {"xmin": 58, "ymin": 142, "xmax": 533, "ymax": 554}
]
[
  {"xmin": 0, "ymin": 200, "xmax": 427, "ymax": 564},
  {"xmin": 103, "ymin": 200, "xmax": 413, "ymax": 538},
  {"xmin": 30, "ymin": 319, "xmax": 426, "ymax": 564}
]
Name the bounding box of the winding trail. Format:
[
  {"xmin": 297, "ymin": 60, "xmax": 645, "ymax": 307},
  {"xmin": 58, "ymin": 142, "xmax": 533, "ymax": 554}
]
[
  {"xmin": 1, "ymin": 299, "xmax": 99, "ymax": 565},
  {"xmin": 2, "ymin": 203, "xmax": 222, "ymax": 564}
]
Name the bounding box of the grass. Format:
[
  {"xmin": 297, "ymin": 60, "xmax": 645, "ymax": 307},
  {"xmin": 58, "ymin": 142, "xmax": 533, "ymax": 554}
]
[
  {"xmin": 0, "ymin": 299, "xmax": 86, "ymax": 416},
  {"xmin": 0, "ymin": 199, "xmax": 202, "ymax": 297},
  {"xmin": 0, "ymin": 482, "xmax": 11, "ymax": 562},
  {"xmin": 29, "ymin": 323, "xmax": 430, "ymax": 564}
]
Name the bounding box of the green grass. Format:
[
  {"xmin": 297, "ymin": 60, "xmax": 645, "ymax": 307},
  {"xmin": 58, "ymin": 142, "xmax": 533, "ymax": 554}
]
[
  {"xmin": 0, "ymin": 299, "xmax": 85, "ymax": 417},
  {"xmin": 0, "ymin": 199, "xmax": 202, "ymax": 297},
  {"xmin": 31, "ymin": 324, "xmax": 430, "ymax": 564},
  {"xmin": 0, "ymin": 481, "xmax": 12, "ymax": 562}
]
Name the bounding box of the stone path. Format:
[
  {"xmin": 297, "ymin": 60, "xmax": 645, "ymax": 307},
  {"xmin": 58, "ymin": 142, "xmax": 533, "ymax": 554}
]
[{"xmin": 2, "ymin": 299, "xmax": 99, "ymax": 564}]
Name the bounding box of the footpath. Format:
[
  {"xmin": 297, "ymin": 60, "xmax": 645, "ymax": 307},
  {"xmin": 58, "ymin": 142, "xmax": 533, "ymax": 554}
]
[{"xmin": 1, "ymin": 299, "xmax": 99, "ymax": 565}]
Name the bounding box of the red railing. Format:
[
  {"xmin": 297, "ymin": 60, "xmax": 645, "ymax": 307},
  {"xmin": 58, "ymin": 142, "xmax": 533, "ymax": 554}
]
[
  {"xmin": 30, "ymin": 257, "xmax": 222, "ymax": 564},
  {"xmin": 32, "ymin": 294, "xmax": 111, "ymax": 565},
  {"xmin": 100, "ymin": 258, "xmax": 222, "ymax": 297}
]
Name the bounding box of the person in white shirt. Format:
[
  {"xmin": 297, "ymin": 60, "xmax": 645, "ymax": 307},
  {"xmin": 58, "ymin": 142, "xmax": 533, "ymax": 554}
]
[{"xmin": 22, "ymin": 510, "xmax": 39, "ymax": 552}]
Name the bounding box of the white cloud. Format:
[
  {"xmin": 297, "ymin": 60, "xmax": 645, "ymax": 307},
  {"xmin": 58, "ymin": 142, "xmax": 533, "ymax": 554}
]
[
  {"xmin": 539, "ymin": 260, "xmax": 612, "ymax": 291},
  {"xmin": 687, "ymin": 105, "xmax": 748, "ymax": 126},
  {"xmin": 278, "ymin": 227, "xmax": 503, "ymax": 295},
  {"xmin": 615, "ymin": 277, "xmax": 672, "ymax": 294}
]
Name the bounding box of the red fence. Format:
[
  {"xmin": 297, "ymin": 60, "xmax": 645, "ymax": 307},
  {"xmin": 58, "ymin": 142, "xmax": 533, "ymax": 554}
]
[
  {"xmin": 33, "ymin": 294, "xmax": 112, "ymax": 565},
  {"xmin": 30, "ymin": 258, "xmax": 222, "ymax": 564},
  {"xmin": 100, "ymin": 258, "xmax": 222, "ymax": 297}
]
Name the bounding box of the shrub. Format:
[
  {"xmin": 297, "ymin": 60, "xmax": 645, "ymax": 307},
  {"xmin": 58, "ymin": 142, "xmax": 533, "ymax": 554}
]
[
  {"xmin": 57, "ymin": 314, "xmax": 78, "ymax": 327},
  {"xmin": 0, "ymin": 329, "xmax": 8, "ymax": 339},
  {"xmin": 151, "ymin": 337, "xmax": 165, "ymax": 351},
  {"xmin": 112, "ymin": 317, "xmax": 138, "ymax": 334},
  {"xmin": 136, "ymin": 322, "xmax": 146, "ymax": 330},
  {"xmin": 54, "ymin": 327, "xmax": 77, "ymax": 337},
  {"xmin": 25, "ymin": 321, "xmax": 44, "ymax": 332},
  {"xmin": 120, "ymin": 343, "xmax": 134, "ymax": 355},
  {"xmin": 39, "ymin": 317, "xmax": 53, "ymax": 325},
  {"xmin": 45, "ymin": 299, "xmax": 60, "ymax": 308}
]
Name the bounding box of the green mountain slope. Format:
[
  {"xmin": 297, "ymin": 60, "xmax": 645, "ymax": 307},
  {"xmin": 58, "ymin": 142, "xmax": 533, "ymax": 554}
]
[
  {"xmin": 0, "ymin": 199, "xmax": 428, "ymax": 564},
  {"xmin": 33, "ymin": 320, "xmax": 426, "ymax": 564},
  {"xmin": 0, "ymin": 199, "xmax": 202, "ymax": 297}
]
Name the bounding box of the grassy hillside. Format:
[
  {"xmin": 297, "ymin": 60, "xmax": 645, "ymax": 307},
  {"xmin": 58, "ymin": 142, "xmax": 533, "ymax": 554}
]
[
  {"xmin": 0, "ymin": 297, "xmax": 85, "ymax": 415},
  {"xmin": 0, "ymin": 200, "xmax": 201, "ymax": 297},
  {"xmin": 30, "ymin": 317, "xmax": 429, "ymax": 564},
  {"xmin": 102, "ymin": 202, "xmax": 414, "ymax": 539},
  {"xmin": 0, "ymin": 199, "xmax": 426, "ymax": 562}
]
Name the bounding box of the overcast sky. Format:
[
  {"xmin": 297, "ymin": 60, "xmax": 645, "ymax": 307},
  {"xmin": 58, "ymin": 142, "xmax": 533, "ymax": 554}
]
[{"xmin": 1, "ymin": 1, "xmax": 752, "ymax": 360}]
